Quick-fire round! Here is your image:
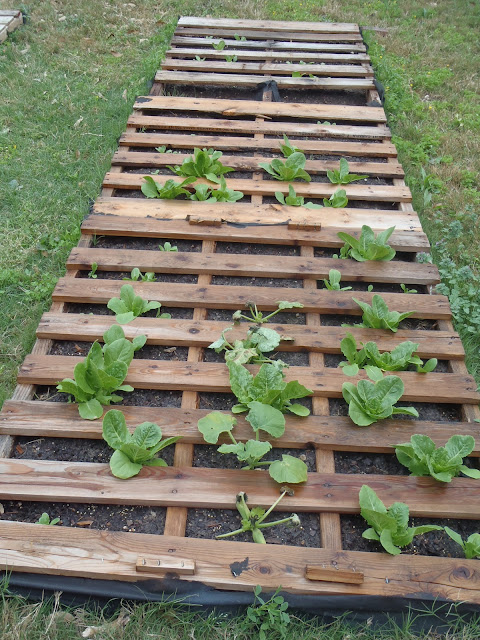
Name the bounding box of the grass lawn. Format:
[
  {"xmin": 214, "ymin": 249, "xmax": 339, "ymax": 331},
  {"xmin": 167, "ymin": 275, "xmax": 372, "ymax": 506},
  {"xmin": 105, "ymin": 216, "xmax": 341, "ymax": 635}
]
[{"xmin": 0, "ymin": 0, "xmax": 479, "ymax": 634}]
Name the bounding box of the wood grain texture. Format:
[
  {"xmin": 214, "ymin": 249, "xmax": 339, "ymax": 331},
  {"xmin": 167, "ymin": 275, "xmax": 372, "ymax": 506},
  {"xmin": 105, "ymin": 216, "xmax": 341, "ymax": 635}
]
[
  {"xmin": 177, "ymin": 17, "xmax": 361, "ymax": 33},
  {"xmin": 174, "ymin": 27, "xmax": 362, "ymax": 43},
  {"xmin": 171, "ymin": 36, "xmax": 367, "ymax": 53},
  {"xmin": 166, "ymin": 48, "xmax": 371, "ymax": 63}
]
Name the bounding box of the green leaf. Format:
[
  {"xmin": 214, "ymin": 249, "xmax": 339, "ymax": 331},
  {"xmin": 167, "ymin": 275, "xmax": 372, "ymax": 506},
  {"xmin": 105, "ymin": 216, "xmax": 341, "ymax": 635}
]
[
  {"xmin": 380, "ymin": 528, "xmax": 402, "ymax": 555},
  {"xmin": 362, "ymin": 527, "xmax": 380, "ymax": 541},
  {"xmin": 102, "ymin": 409, "xmax": 130, "ymax": 448},
  {"xmin": 248, "ymin": 327, "xmax": 281, "ymax": 352},
  {"xmin": 110, "ymin": 449, "xmax": 143, "ymax": 479},
  {"xmin": 359, "ymin": 485, "xmax": 387, "ymax": 514},
  {"xmin": 227, "ymin": 361, "xmax": 254, "ymax": 404},
  {"xmin": 141, "ymin": 175, "xmax": 160, "ymax": 198},
  {"xmin": 246, "ymin": 401, "xmax": 286, "ymax": 438},
  {"xmin": 78, "ymin": 398, "xmax": 103, "ymax": 420},
  {"xmin": 269, "ymin": 455, "xmax": 308, "ymax": 484},
  {"xmin": 287, "ymin": 403, "xmax": 310, "ymax": 416},
  {"xmin": 103, "ymin": 324, "xmax": 125, "ymax": 344},
  {"xmin": 197, "ymin": 412, "xmax": 237, "ymax": 444},
  {"xmin": 444, "ymin": 526, "xmax": 465, "ymax": 548},
  {"xmin": 144, "ymin": 457, "xmax": 168, "ymax": 467},
  {"xmin": 132, "ymin": 421, "xmax": 162, "ymax": 448}
]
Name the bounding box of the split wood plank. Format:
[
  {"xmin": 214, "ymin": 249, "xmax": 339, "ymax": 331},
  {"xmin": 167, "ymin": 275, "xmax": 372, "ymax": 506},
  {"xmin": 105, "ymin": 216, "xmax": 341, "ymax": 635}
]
[
  {"xmin": 82, "ymin": 213, "xmax": 429, "ymax": 250},
  {"xmin": 133, "ymin": 95, "xmax": 386, "ymax": 123},
  {"xmin": 52, "ymin": 278, "xmax": 452, "ymax": 319},
  {"xmin": 18, "ymin": 356, "xmax": 479, "ymax": 403},
  {"xmin": 103, "ymin": 173, "xmax": 409, "ymax": 202},
  {"xmin": 112, "ymin": 151, "xmax": 404, "ymax": 178},
  {"xmin": 120, "ymin": 133, "xmax": 397, "ymax": 156},
  {"xmin": 67, "ymin": 247, "xmax": 438, "ymax": 286},
  {"xmin": 127, "ymin": 115, "xmax": 390, "ymax": 140},
  {"xmin": 1, "ymin": 522, "xmax": 480, "ymax": 600},
  {"xmin": 306, "ymin": 566, "xmax": 364, "ymax": 584},
  {"xmin": 162, "ymin": 60, "xmax": 374, "ymax": 77},
  {"xmin": 177, "ymin": 17, "xmax": 361, "ymax": 33},
  {"xmin": 1, "ymin": 458, "xmax": 480, "ymax": 518},
  {"xmin": 166, "ymin": 48, "xmax": 371, "ymax": 63},
  {"xmin": 171, "ymin": 37, "xmax": 367, "ymax": 53},
  {"xmin": 175, "ymin": 27, "xmax": 363, "ymax": 43},
  {"xmin": 37, "ymin": 313, "xmax": 462, "ymax": 359},
  {"xmin": 3, "ymin": 401, "xmax": 480, "ymax": 454}
]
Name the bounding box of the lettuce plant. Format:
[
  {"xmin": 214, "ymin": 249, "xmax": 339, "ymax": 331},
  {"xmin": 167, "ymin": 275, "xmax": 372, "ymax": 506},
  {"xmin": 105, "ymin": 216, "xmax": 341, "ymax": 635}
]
[
  {"xmin": 275, "ymin": 184, "xmax": 322, "ymax": 209},
  {"xmin": 189, "ymin": 183, "xmax": 217, "ymax": 202},
  {"xmin": 350, "ymin": 295, "xmax": 414, "ymax": 332},
  {"xmin": 359, "ymin": 485, "xmax": 442, "ymax": 555},
  {"xmin": 279, "ymin": 135, "xmax": 302, "ymax": 158},
  {"xmin": 123, "ymin": 268, "xmax": 155, "ymax": 282},
  {"xmin": 322, "ymin": 269, "xmax": 352, "ymax": 291},
  {"xmin": 212, "ymin": 39, "xmax": 226, "ymax": 50},
  {"xmin": 102, "ymin": 410, "xmax": 180, "ymax": 479},
  {"xmin": 158, "ymin": 242, "xmax": 177, "ymax": 252},
  {"xmin": 395, "ymin": 434, "xmax": 480, "ymax": 482},
  {"xmin": 339, "ymin": 333, "xmax": 437, "ymax": 376},
  {"xmin": 210, "ymin": 176, "xmax": 243, "ymax": 202},
  {"xmin": 168, "ymin": 148, "xmax": 233, "ymax": 183},
  {"xmin": 327, "ymin": 158, "xmax": 368, "ymax": 184},
  {"xmin": 322, "ymin": 189, "xmax": 348, "ymax": 208},
  {"xmin": 259, "ymin": 152, "xmax": 311, "ymax": 182},
  {"xmin": 233, "ymin": 300, "xmax": 303, "ymax": 324},
  {"xmin": 444, "ymin": 527, "xmax": 480, "ymax": 559},
  {"xmin": 141, "ymin": 175, "xmax": 196, "ymax": 199},
  {"xmin": 57, "ymin": 325, "xmax": 146, "ymax": 420},
  {"xmin": 337, "ymin": 225, "xmax": 396, "ymax": 261},
  {"xmin": 342, "ymin": 366, "xmax": 419, "ymax": 426},
  {"xmin": 216, "ymin": 491, "xmax": 300, "ymax": 543},
  {"xmin": 107, "ymin": 284, "xmax": 170, "ymax": 324},
  {"xmin": 209, "ymin": 325, "xmax": 291, "ymax": 365},
  {"xmin": 225, "ymin": 54, "xmax": 238, "ymax": 62},
  {"xmin": 36, "ymin": 513, "xmax": 60, "ymax": 525}
]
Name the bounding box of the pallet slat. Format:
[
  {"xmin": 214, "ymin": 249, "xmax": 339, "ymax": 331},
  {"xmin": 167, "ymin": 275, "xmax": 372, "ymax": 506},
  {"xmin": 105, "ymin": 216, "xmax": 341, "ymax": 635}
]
[
  {"xmin": 162, "ymin": 60, "xmax": 374, "ymax": 77},
  {"xmin": 67, "ymin": 247, "xmax": 438, "ymax": 285},
  {"xmin": 2, "ymin": 401, "xmax": 478, "ymax": 454},
  {"xmin": 175, "ymin": 27, "xmax": 363, "ymax": 43},
  {"xmin": 1, "ymin": 458, "xmax": 479, "ymax": 518},
  {"xmin": 37, "ymin": 313, "xmax": 463, "ymax": 359},
  {"xmin": 177, "ymin": 17, "xmax": 361, "ymax": 33},
  {"xmin": 166, "ymin": 48, "xmax": 371, "ymax": 63},
  {"xmin": 171, "ymin": 36, "xmax": 367, "ymax": 53},
  {"xmin": 18, "ymin": 356, "xmax": 479, "ymax": 403}
]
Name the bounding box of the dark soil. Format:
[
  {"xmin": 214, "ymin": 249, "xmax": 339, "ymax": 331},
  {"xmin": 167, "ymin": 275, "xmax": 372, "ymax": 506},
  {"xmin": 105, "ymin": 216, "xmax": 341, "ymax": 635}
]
[{"xmin": 193, "ymin": 444, "xmax": 316, "ymax": 471}]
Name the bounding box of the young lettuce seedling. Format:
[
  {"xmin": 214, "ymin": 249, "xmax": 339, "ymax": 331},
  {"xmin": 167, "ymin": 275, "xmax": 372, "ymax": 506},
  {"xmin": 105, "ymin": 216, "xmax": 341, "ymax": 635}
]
[
  {"xmin": 395, "ymin": 434, "xmax": 480, "ymax": 482},
  {"xmin": 210, "ymin": 176, "xmax": 244, "ymax": 202},
  {"xmin": 340, "ymin": 333, "xmax": 437, "ymax": 376},
  {"xmin": 102, "ymin": 409, "xmax": 180, "ymax": 479},
  {"xmin": 57, "ymin": 325, "xmax": 146, "ymax": 420},
  {"xmin": 168, "ymin": 148, "xmax": 234, "ymax": 183},
  {"xmin": 337, "ymin": 225, "xmax": 396, "ymax": 262},
  {"xmin": 225, "ymin": 54, "xmax": 238, "ymax": 62},
  {"xmin": 233, "ymin": 34, "xmax": 247, "ymax": 41},
  {"xmin": 342, "ymin": 366, "xmax": 419, "ymax": 426},
  {"xmin": 444, "ymin": 527, "xmax": 480, "ymax": 559},
  {"xmin": 107, "ymin": 284, "xmax": 170, "ymax": 325},
  {"xmin": 323, "ymin": 189, "xmax": 348, "ymax": 208},
  {"xmin": 88, "ymin": 262, "xmax": 98, "ymax": 279},
  {"xmin": 279, "ymin": 135, "xmax": 302, "ymax": 158},
  {"xmin": 216, "ymin": 491, "xmax": 301, "ymax": 543},
  {"xmin": 275, "ymin": 184, "xmax": 322, "ymax": 209},
  {"xmin": 141, "ymin": 175, "xmax": 196, "ymax": 199},
  {"xmin": 233, "ymin": 300, "xmax": 304, "ymax": 325},
  {"xmin": 259, "ymin": 153, "xmax": 311, "ymax": 182},
  {"xmin": 349, "ymin": 294, "xmax": 415, "ymax": 333},
  {"xmin": 400, "ymin": 283, "xmax": 417, "ymax": 294},
  {"xmin": 327, "ymin": 158, "xmax": 368, "ymax": 184},
  {"xmin": 212, "ymin": 39, "xmax": 226, "ymax": 50},
  {"xmin": 209, "ymin": 324, "xmax": 291, "ymax": 365},
  {"xmin": 158, "ymin": 242, "xmax": 178, "ymax": 252},
  {"xmin": 123, "ymin": 268, "xmax": 155, "ymax": 282},
  {"xmin": 189, "ymin": 183, "xmax": 217, "ymax": 202},
  {"xmin": 322, "ymin": 269, "xmax": 352, "ymax": 291},
  {"xmin": 36, "ymin": 513, "xmax": 60, "ymax": 525},
  {"xmin": 359, "ymin": 485, "xmax": 442, "ymax": 555}
]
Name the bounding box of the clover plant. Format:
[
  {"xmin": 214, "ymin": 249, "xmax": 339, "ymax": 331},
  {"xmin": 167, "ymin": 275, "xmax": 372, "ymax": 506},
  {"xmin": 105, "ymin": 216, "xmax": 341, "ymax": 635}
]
[
  {"xmin": 216, "ymin": 491, "xmax": 300, "ymax": 544},
  {"xmin": 57, "ymin": 325, "xmax": 146, "ymax": 420},
  {"xmin": 327, "ymin": 158, "xmax": 368, "ymax": 184},
  {"xmin": 336, "ymin": 225, "xmax": 396, "ymax": 261},
  {"xmin": 107, "ymin": 284, "xmax": 170, "ymax": 324},
  {"xmin": 246, "ymin": 585, "xmax": 290, "ymax": 639},
  {"xmin": 359, "ymin": 485, "xmax": 442, "ymax": 555},
  {"xmin": 342, "ymin": 366, "xmax": 419, "ymax": 426},
  {"xmin": 102, "ymin": 409, "xmax": 180, "ymax": 479},
  {"xmin": 395, "ymin": 434, "xmax": 480, "ymax": 482}
]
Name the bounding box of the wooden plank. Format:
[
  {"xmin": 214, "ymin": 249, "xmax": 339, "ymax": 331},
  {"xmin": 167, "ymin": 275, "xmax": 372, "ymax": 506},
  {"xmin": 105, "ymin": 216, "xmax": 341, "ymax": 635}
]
[
  {"xmin": 18, "ymin": 356, "xmax": 479, "ymax": 403},
  {"xmin": 162, "ymin": 60, "xmax": 374, "ymax": 77},
  {"xmin": 103, "ymin": 173, "xmax": 409, "ymax": 203},
  {"xmin": 170, "ymin": 36, "xmax": 367, "ymax": 53},
  {"xmin": 112, "ymin": 151, "xmax": 404, "ymax": 178},
  {"xmin": 120, "ymin": 133, "xmax": 396, "ymax": 156},
  {"xmin": 82, "ymin": 213, "xmax": 429, "ymax": 250},
  {"xmin": 127, "ymin": 115, "xmax": 390, "ymax": 140},
  {"xmin": 133, "ymin": 96, "xmax": 386, "ymax": 123},
  {"xmin": 136, "ymin": 556, "xmax": 195, "ymax": 575},
  {"xmin": 67, "ymin": 247, "xmax": 438, "ymax": 285},
  {"xmin": 175, "ymin": 27, "xmax": 363, "ymax": 43},
  {"xmin": 36, "ymin": 313, "xmax": 465, "ymax": 359},
  {"xmin": 1, "ymin": 522, "xmax": 480, "ymax": 600},
  {"xmin": 306, "ymin": 566, "xmax": 364, "ymax": 584},
  {"xmin": 0, "ymin": 458, "xmax": 480, "ymax": 518},
  {"xmin": 166, "ymin": 48, "xmax": 371, "ymax": 63},
  {"xmin": 52, "ymin": 278, "xmax": 452, "ymax": 319},
  {"xmin": 155, "ymin": 71, "xmax": 374, "ymax": 90},
  {"xmin": 3, "ymin": 401, "xmax": 480, "ymax": 455},
  {"xmin": 177, "ymin": 17, "xmax": 360, "ymax": 33}
]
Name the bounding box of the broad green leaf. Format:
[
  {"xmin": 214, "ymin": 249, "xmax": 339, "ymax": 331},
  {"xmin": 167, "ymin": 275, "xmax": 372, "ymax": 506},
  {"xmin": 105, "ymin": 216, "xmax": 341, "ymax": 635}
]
[
  {"xmin": 73, "ymin": 361, "xmax": 95, "ymax": 395},
  {"xmin": 362, "ymin": 527, "xmax": 380, "ymax": 541},
  {"xmin": 141, "ymin": 175, "xmax": 160, "ymax": 198},
  {"xmin": 359, "ymin": 485, "xmax": 387, "ymax": 514},
  {"xmin": 276, "ymin": 301, "xmax": 304, "ymax": 310},
  {"xmin": 459, "ymin": 465, "xmax": 480, "ymax": 479},
  {"xmin": 380, "ymin": 528, "xmax": 402, "ymax": 555},
  {"xmin": 103, "ymin": 324, "xmax": 125, "ymax": 344},
  {"xmin": 287, "ymin": 403, "xmax": 310, "ymax": 416},
  {"xmin": 248, "ymin": 327, "xmax": 281, "ymax": 352},
  {"xmin": 445, "ymin": 434, "xmax": 475, "ymax": 460},
  {"xmin": 342, "ymin": 363, "xmax": 360, "ymax": 377},
  {"xmin": 110, "ymin": 449, "xmax": 143, "ymax": 479},
  {"xmin": 198, "ymin": 411, "xmax": 237, "ymax": 444},
  {"xmin": 227, "ymin": 361, "xmax": 254, "ymax": 404},
  {"xmin": 269, "ymin": 454, "xmax": 308, "ymax": 484},
  {"xmin": 120, "ymin": 443, "xmax": 155, "ymax": 464},
  {"xmin": 132, "ymin": 421, "xmax": 162, "ymax": 448},
  {"xmin": 103, "ymin": 338, "xmax": 134, "ymax": 368},
  {"xmin": 102, "ymin": 409, "xmax": 130, "ymax": 448},
  {"xmin": 79, "ymin": 398, "xmax": 103, "ymax": 420},
  {"xmin": 144, "ymin": 457, "xmax": 168, "ymax": 467},
  {"xmin": 444, "ymin": 526, "xmax": 465, "ymax": 548},
  {"xmin": 114, "ymin": 311, "xmax": 135, "ymax": 325},
  {"xmin": 246, "ymin": 401, "xmax": 286, "ymax": 437}
]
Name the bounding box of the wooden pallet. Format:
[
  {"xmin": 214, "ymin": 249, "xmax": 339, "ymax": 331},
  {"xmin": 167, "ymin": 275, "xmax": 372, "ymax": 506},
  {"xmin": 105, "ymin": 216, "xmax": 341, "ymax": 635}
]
[
  {"xmin": 1, "ymin": 16, "xmax": 480, "ymax": 605},
  {"xmin": 0, "ymin": 10, "xmax": 22, "ymax": 43}
]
